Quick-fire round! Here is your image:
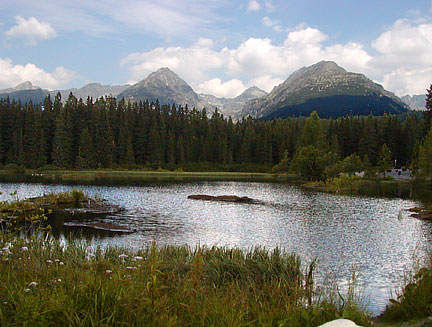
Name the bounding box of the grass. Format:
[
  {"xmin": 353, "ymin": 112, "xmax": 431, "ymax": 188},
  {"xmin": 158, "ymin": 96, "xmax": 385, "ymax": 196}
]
[
  {"xmin": 0, "ymin": 190, "xmax": 90, "ymax": 216},
  {"xmin": 0, "ymin": 235, "xmax": 371, "ymax": 327},
  {"xmin": 378, "ymin": 258, "xmax": 432, "ymax": 323},
  {"xmin": 0, "ymin": 169, "xmax": 300, "ymax": 184}
]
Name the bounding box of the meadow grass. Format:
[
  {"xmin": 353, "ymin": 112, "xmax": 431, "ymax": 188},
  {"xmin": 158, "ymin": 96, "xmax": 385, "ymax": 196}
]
[{"xmin": 0, "ymin": 236, "xmax": 371, "ymax": 327}]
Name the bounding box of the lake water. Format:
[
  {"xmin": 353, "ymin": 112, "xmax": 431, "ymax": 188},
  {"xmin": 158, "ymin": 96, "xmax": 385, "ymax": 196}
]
[{"xmin": 1, "ymin": 181, "xmax": 431, "ymax": 315}]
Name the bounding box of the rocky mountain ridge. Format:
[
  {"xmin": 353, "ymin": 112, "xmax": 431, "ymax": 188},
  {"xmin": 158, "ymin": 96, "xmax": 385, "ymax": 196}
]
[
  {"xmin": 241, "ymin": 61, "xmax": 408, "ymax": 118},
  {"xmin": 0, "ymin": 61, "xmax": 417, "ymax": 119}
]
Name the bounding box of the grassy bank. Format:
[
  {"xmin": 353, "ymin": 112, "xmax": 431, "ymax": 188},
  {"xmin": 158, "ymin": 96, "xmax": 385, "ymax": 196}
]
[
  {"xmin": 0, "ymin": 169, "xmax": 300, "ymax": 184},
  {"xmin": 0, "ymin": 236, "xmax": 370, "ymax": 327}
]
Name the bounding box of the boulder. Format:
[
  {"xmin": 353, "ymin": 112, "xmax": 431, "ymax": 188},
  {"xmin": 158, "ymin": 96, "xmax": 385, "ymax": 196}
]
[{"xmin": 318, "ymin": 319, "xmax": 363, "ymax": 327}]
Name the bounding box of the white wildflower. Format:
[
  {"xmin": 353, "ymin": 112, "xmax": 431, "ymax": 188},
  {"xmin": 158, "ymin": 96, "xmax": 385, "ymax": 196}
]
[
  {"xmin": 134, "ymin": 256, "xmax": 143, "ymax": 260},
  {"xmin": 21, "ymin": 246, "xmax": 28, "ymax": 252},
  {"xmin": 29, "ymin": 282, "xmax": 38, "ymax": 287},
  {"xmin": 59, "ymin": 262, "xmax": 64, "ymax": 265},
  {"xmin": 106, "ymin": 270, "xmax": 112, "ymax": 274},
  {"xmin": 118, "ymin": 254, "xmax": 128, "ymax": 259},
  {"xmin": 24, "ymin": 289, "xmax": 31, "ymax": 293},
  {"xmin": 46, "ymin": 259, "xmax": 53, "ymax": 264}
]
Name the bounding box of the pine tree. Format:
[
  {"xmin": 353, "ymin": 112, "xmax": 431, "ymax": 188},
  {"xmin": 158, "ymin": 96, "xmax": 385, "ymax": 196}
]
[
  {"xmin": 52, "ymin": 107, "xmax": 74, "ymax": 168},
  {"xmin": 425, "ymin": 84, "xmax": 432, "ymax": 132},
  {"xmin": 76, "ymin": 127, "xmax": 96, "ymax": 169},
  {"xmin": 418, "ymin": 126, "xmax": 432, "ymax": 178}
]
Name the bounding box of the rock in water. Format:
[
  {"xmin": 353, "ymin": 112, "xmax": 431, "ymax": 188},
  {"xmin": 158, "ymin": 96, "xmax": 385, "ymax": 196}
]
[
  {"xmin": 318, "ymin": 319, "xmax": 363, "ymax": 327},
  {"xmin": 187, "ymin": 194, "xmax": 256, "ymax": 203}
]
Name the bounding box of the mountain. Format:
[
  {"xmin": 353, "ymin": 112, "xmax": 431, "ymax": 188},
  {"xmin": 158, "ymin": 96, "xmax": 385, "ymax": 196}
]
[
  {"xmin": 401, "ymin": 94, "xmax": 426, "ymax": 111},
  {"xmin": 241, "ymin": 61, "xmax": 409, "ymax": 119},
  {"xmin": 0, "ymin": 81, "xmax": 130, "ymax": 104},
  {"xmin": 118, "ymin": 67, "xmax": 210, "ymax": 110},
  {"xmin": 53, "ymin": 83, "xmax": 130, "ymax": 101},
  {"xmin": 0, "ymin": 81, "xmax": 49, "ymax": 103},
  {"xmin": 199, "ymin": 86, "xmax": 267, "ymax": 119}
]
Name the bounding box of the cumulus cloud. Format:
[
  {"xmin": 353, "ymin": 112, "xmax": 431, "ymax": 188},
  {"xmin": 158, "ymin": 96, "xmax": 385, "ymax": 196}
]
[
  {"xmin": 5, "ymin": 16, "xmax": 56, "ymax": 45},
  {"xmin": 247, "ymin": 0, "xmax": 261, "ymax": 12},
  {"xmin": 0, "ymin": 58, "xmax": 76, "ymax": 90},
  {"xmin": 197, "ymin": 78, "xmax": 246, "ymax": 98},
  {"xmin": 370, "ymin": 19, "xmax": 432, "ymax": 95},
  {"xmin": 120, "ymin": 19, "xmax": 432, "ymax": 97}
]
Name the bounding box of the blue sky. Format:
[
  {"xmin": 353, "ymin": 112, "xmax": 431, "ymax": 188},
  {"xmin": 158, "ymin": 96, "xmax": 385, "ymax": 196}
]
[{"xmin": 0, "ymin": 0, "xmax": 431, "ymax": 97}]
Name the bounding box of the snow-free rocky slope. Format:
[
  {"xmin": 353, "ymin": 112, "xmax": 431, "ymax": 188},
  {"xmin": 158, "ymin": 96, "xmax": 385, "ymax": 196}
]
[{"xmin": 241, "ymin": 61, "xmax": 409, "ymax": 119}]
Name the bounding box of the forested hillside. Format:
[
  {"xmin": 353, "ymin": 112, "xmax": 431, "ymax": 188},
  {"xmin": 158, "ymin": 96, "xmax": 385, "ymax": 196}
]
[{"xmin": 0, "ymin": 93, "xmax": 427, "ymax": 177}]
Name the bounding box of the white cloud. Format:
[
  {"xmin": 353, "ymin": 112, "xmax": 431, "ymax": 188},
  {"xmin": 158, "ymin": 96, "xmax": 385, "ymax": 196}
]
[
  {"xmin": 197, "ymin": 78, "xmax": 246, "ymax": 98},
  {"xmin": 381, "ymin": 68, "xmax": 432, "ymax": 96},
  {"xmin": 248, "ymin": 75, "xmax": 284, "ymax": 92},
  {"xmin": 5, "ymin": 16, "xmax": 56, "ymax": 45},
  {"xmin": 121, "ymin": 26, "xmax": 373, "ymax": 97},
  {"xmin": 264, "ymin": 0, "xmax": 276, "ymax": 11},
  {"xmin": 120, "ymin": 19, "xmax": 432, "ymax": 97},
  {"xmin": 370, "ymin": 19, "xmax": 432, "ymax": 95},
  {"xmin": 247, "ymin": 0, "xmax": 261, "ymax": 12},
  {"xmin": 262, "ymin": 16, "xmax": 283, "ymax": 32},
  {"xmin": 0, "ymin": 58, "xmax": 76, "ymax": 90},
  {"xmin": 0, "ymin": 0, "xmax": 226, "ymax": 38}
]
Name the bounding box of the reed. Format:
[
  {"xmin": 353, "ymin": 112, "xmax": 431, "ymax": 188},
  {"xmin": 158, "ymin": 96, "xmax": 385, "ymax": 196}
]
[{"xmin": 0, "ymin": 237, "xmax": 370, "ymax": 326}]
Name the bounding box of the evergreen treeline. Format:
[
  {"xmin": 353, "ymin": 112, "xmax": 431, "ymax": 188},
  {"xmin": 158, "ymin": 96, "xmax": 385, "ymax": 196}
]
[{"xmin": 0, "ymin": 93, "xmax": 427, "ymax": 178}]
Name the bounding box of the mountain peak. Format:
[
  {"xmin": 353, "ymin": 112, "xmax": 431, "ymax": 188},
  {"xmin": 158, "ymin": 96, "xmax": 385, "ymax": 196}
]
[
  {"xmin": 14, "ymin": 81, "xmax": 39, "ymax": 91},
  {"xmin": 241, "ymin": 60, "xmax": 408, "ymax": 119},
  {"xmin": 118, "ymin": 67, "xmax": 206, "ymax": 108}
]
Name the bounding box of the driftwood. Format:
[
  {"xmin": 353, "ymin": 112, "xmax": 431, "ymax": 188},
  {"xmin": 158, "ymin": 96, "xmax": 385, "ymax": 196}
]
[{"xmin": 188, "ymin": 194, "xmax": 256, "ymax": 203}]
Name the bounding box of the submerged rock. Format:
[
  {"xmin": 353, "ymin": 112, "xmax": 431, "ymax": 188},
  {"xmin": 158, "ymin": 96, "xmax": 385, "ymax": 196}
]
[
  {"xmin": 187, "ymin": 194, "xmax": 257, "ymax": 203},
  {"xmin": 318, "ymin": 319, "xmax": 363, "ymax": 327}
]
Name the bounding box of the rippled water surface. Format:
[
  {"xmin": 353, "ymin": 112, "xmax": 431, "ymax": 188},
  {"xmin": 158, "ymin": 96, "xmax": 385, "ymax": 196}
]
[{"xmin": 1, "ymin": 181, "xmax": 431, "ymax": 315}]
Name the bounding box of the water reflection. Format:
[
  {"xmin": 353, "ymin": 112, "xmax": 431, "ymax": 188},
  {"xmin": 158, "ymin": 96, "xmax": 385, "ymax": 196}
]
[{"xmin": 0, "ymin": 181, "xmax": 431, "ymax": 315}]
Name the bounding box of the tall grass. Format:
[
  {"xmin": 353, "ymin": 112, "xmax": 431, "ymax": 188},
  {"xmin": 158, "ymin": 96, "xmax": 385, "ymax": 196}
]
[
  {"xmin": 378, "ymin": 257, "xmax": 432, "ymax": 323},
  {"xmin": 0, "ymin": 236, "xmax": 370, "ymax": 326}
]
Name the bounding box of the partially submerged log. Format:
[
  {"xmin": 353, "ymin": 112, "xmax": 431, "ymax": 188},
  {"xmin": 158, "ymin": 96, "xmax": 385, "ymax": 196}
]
[
  {"xmin": 63, "ymin": 221, "xmax": 133, "ymax": 233},
  {"xmin": 188, "ymin": 194, "xmax": 257, "ymax": 203},
  {"xmin": 409, "ymin": 207, "xmax": 432, "ymax": 221}
]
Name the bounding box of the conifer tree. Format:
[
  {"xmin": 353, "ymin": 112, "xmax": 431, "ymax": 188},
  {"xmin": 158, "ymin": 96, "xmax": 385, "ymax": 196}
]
[
  {"xmin": 76, "ymin": 127, "xmax": 96, "ymax": 169},
  {"xmin": 425, "ymin": 84, "xmax": 432, "ymax": 132},
  {"xmin": 52, "ymin": 107, "xmax": 74, "ymax": 168}
]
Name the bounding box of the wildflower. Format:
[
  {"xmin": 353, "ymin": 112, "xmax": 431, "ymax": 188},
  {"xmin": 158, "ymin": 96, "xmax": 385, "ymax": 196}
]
[
  {"xmin": 118, "ymin": 254, "xmax": 128, "ymax": 259},
  {"xmin": 46, "ymin": 260, "xmax": 53, "ymax": 264},
  {"xmin": 126, "ymin": 266, "xmax": 137, "ymax": 270},
  {"xmin": 3, "ymin": 258, "xmax": 8, "ymax": 261},
  {"xmin": 135, "ymin": 256, "xmax": 143, "ymax": 260},
  {"xmin": 86, "ymin": 246, "xmax": 94, "ymax": 252},
  {"xmin": 106, "ymin": 270, "xmax": 112, "ymax": 274},
  {"xmin": 57, "ymin": 279, "xmax": 61, "ymax": 282},
  {"xmin": 2, "ymin": 302, "xmax": 7, "ymax": 305},
  {"xmin": 59, "ymin": 262, "xmax": 64, "ymax": 265},
  {"xmin": 21, "ymin": 246, "xmax": 28, "ymax": 252},
  {"xmin": 54, "ymin": 259, "xmax": 60, "ymax": 262},
  {"xmin": 29, "ymin": 282, "xmax": 38, "ymax": 287},
  {"xmin": 24, "ymin": 289, "xmax": 31, "ymax": 293}
]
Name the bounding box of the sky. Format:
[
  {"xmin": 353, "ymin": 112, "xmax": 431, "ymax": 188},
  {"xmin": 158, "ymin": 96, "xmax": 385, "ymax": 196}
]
[{"xmin": 0, "ymin": 0, "xmax": 431, "ymax": 98}]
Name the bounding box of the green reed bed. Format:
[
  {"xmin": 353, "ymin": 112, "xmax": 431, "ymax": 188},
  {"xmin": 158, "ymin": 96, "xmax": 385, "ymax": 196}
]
[{"xmin": 0, "ymin": 237, "xmax": 370, "ymax": 327}]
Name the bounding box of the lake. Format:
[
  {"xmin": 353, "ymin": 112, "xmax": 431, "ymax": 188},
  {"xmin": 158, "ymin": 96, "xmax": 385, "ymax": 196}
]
[{"xmin": 1, "ymin": 181, "xmax": 431, "ymax": 315}]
